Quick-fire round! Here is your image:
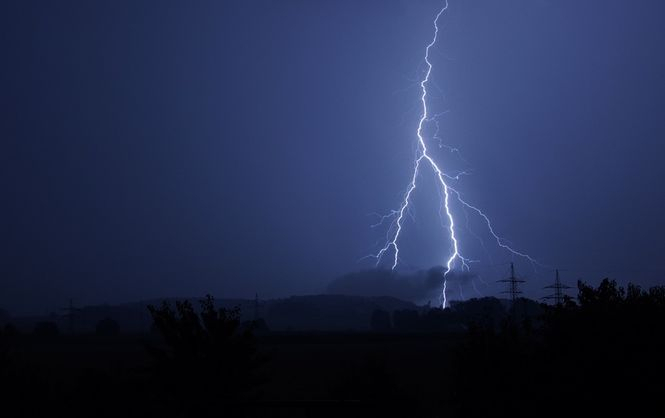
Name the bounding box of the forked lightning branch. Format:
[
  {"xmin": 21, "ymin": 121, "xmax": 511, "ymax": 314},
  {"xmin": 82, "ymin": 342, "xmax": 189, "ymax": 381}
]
[{"xmin": 370, "ymin": 1, "xmax": 537, "ymax": 308}]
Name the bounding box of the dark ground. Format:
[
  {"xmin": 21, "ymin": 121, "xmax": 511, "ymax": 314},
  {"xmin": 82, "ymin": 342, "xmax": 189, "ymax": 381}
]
[
  {"xmin": 1, "ymin": 280, "xmax": 664, "ymax": 417},
  {"xmin": 1, "ymin": 333, "xmax": 462, "ymax": 417},
  {"xmin": 1, "ymin": 332, "xmax": 462, "ymax": 417}
]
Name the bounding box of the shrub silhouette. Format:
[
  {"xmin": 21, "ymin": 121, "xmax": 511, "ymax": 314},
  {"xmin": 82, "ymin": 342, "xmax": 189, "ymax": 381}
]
[
  {"xmin": 450, "ymin": 278, "xmax": 665, "ymax": 418},
  {"xmin": 146, "ymin": 295, "xmax": 263, "ymax": 412}
]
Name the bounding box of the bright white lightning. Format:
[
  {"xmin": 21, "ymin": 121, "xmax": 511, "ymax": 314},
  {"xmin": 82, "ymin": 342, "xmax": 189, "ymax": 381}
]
[
  {"xmin": 371, "ymin": 1, "xmax": 538, "ymax": 308},
  {"xmin": 442, "ymin": 279, "xmax": 448, "ymax": 310}
]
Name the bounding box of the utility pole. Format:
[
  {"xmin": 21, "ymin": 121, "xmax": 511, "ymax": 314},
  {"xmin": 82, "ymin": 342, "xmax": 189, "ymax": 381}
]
[
  {"xmin": 497, "ymin": 262, "xmax": 525, "ymax": 303},
  {"xmin": 543, "ymin": 269, "xmax": 572, "ymax": 306}
]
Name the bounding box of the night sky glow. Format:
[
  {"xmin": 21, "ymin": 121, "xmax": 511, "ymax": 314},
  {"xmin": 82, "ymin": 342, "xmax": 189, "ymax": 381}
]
[{"xmin": 2, "ymin": 0, "xmax": 665, "ymax": 314}]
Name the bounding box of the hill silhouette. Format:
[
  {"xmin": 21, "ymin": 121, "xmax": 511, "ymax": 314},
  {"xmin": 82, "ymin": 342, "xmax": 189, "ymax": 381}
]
[{"xmin": 7, "ymin": 294, "xmax": 418, "ymax": 334}]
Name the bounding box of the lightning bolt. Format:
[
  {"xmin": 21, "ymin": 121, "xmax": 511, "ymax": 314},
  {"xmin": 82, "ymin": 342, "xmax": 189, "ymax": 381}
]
[{"xmin": 370, "ymin": 1, "xmax": 539, "ymax": 308}]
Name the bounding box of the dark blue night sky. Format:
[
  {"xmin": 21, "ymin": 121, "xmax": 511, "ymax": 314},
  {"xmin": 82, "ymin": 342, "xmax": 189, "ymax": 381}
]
[{"xmin": 2, "ymin": 0, "xmax": 665, "ymax": 314}]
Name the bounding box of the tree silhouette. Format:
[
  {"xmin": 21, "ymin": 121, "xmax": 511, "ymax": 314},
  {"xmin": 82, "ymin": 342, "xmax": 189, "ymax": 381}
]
[
  {"xmin": 146, "ymin": 295, "xmax": 264, "ymax": 413},
  {"xmin": 449, "ymin": 278, "xmax": 665, "ymax": 417}
]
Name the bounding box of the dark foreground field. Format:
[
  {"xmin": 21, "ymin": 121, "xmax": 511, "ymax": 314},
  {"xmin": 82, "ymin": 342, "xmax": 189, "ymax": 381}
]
[
  {"xmin": 2, "ymin": 279, "xmax": 664, "ymax": 417},
  {"xmin": 1, "ymin": 332, "xmax": 462, "ymax": 417}
]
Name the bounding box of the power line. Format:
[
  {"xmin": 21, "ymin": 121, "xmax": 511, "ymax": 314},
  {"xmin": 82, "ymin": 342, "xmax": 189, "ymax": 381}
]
[
  {"xmin": 543, "ymin": 269, "xmax": 573, "ymax": 306},
  {"xmin": 497, "ymin": 262, "xmax": 525, "ymax": 303}
]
